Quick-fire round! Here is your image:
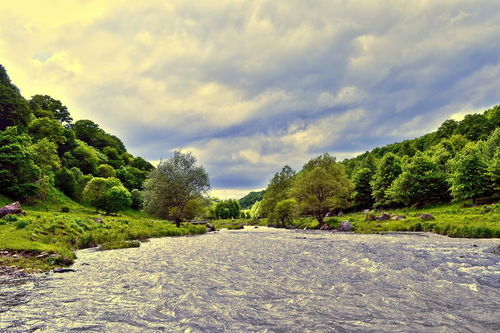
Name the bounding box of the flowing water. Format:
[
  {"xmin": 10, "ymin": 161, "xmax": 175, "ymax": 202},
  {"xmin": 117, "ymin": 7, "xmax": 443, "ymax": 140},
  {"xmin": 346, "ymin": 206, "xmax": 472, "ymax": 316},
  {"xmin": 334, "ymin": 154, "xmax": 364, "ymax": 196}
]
[{"xmin": 0, "ymin": 228, "xmax": 499, "ymax": 332}]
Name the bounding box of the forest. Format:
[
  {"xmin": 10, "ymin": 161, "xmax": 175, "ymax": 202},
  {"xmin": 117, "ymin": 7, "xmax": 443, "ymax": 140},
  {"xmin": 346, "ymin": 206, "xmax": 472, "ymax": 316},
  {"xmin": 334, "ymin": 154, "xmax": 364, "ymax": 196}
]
[{"xmin": 0, "ymin": 63, "xmax": 499, "ymax": 271}]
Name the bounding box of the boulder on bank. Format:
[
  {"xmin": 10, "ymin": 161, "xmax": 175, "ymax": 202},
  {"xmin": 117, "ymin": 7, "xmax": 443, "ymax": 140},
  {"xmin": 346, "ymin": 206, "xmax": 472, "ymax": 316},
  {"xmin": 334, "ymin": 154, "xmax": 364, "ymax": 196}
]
[
  {"xmin": 338, "ymin": 221, "xmax": 353, "ymax": 232},
  {"xmin": 420, "ymin": 213, "xmax": 434, "ymax": 220},
  {"xmin": 377, "ymin": 212, "xmax": 391, "ymax": 221},
  {"xmin": 206, "ymin": 223, "xmax": 215, "ymax": 232},
  {"xmin": 0, "ymin": 202, "xmax": 23, "ymax": 218},
  {"xmin": 365, "ymin": 212, "xmax": 376, "ymax": 221},
  {"xmin": 391, "ymin": 215, "xmax": 406, "ymax": 220},
  {"xmin": 320, "ymin": 224, "xmax": 331, "ymax": 230}
]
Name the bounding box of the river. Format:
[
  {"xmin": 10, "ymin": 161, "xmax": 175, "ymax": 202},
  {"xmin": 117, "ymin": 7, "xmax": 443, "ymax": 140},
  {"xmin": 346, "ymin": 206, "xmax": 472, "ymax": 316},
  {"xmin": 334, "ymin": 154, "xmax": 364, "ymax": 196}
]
[{"xmin": 1, "ymin": 227, "xmax": 499, "ymax": 332}]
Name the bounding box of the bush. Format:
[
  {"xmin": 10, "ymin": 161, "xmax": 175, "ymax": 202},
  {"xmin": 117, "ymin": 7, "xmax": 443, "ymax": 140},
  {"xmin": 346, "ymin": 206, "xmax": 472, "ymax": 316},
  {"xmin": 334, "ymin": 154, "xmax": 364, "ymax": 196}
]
[
  {"xmin": 15, "ymin": 219, "xmax": 30, "ymax": 229},
  {"xmin": 130, "ymin": 189, "xmax": 143, "ymax": 210},
  {"xmin": 61, "ymin": 206, "xmax": 70, "ymax": 213},
  {"xmin": 103, "ymin": 185, "xmax": 132, "ymax": 214}
]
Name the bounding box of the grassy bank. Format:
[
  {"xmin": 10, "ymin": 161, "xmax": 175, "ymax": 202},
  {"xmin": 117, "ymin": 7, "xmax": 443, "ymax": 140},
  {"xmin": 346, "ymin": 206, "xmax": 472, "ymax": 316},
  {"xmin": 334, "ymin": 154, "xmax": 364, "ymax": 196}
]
[
  {"xmin": 0, "ymin": 193, "xmax": 206, "ymax": 272},
  {"xmin": 211, "ymin": 201, "xmax": 499, "ymax": 238}
]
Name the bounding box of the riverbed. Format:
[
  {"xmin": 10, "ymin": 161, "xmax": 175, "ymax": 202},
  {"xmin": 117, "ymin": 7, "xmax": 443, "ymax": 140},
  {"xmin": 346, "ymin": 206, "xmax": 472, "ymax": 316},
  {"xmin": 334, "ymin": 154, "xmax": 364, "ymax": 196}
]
[{"xmin": 1, "ymin": 228, "xmax": 499, "ymax": 332}]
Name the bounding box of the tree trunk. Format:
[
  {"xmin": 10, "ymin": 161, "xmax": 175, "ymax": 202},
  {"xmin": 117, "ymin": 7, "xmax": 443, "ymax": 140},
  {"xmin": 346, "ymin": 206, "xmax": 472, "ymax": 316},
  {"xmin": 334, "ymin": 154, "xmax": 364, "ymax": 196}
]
[
  {"xmin": 316, "ymin": 213, "xmax": 324, "ymax": 228},
  {"xmin": 176, "ymin": 220, "xmax": 181, "ymax": 228}
]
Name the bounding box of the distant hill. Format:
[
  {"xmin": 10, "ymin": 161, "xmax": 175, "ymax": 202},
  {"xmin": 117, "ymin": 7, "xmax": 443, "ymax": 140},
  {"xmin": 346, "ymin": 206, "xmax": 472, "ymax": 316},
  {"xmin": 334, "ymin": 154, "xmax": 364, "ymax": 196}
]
[{"xmin": 239, "ymin": 190, "xmax": 266, "ymax": 209}]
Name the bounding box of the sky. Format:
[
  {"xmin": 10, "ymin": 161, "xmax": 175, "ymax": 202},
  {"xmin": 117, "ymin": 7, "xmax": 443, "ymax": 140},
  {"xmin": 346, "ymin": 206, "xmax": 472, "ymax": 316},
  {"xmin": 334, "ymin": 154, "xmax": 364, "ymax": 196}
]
[{"xmin": 1, "ymin": 1, "xmax": 499, "ymax": 199}]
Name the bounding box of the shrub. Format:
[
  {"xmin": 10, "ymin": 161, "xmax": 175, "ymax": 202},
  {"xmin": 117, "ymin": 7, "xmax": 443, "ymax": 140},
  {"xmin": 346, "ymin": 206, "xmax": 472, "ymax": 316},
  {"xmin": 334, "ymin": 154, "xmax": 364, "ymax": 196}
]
[
  {"xmin": 130, "ymin": 189, "xmax": 143, "ymax": 210},
  {"xmin": 103, "ymin": 185, "xmax": 132, "ymax": 214},
  {"xmin": 61, "ymin": 206, "xmax": 70, "ymax": 213},
  {"xmin": 14, "ymin": 219, "xmax": 29, "ymax": 229}
]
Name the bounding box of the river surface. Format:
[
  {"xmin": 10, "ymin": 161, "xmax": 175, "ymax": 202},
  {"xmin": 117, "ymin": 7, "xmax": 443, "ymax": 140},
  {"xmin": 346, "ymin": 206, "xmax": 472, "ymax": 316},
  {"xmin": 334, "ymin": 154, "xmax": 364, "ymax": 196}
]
[{"xmin": 0, "ymin": 228, "xmax": 499, "ymax": 332}]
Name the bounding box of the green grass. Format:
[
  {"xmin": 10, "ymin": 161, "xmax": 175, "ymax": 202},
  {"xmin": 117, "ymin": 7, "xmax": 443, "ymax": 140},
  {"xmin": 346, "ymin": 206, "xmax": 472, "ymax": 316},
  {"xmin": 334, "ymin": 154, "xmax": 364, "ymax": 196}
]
[
  {"xmin": 0, "ymin": 190, "xmax": 206, "ymax": 272},
  {"xmin": 341, "ymin": 201, "xmax": 500, "ymax": 238}
]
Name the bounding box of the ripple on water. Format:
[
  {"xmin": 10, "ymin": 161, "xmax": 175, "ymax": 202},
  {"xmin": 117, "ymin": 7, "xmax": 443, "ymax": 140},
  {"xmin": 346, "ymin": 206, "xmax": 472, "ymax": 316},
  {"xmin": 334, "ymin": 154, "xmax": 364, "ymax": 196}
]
[{"xmin": 0, "ymin": 229, "xmax": 499, "ymax": 332}]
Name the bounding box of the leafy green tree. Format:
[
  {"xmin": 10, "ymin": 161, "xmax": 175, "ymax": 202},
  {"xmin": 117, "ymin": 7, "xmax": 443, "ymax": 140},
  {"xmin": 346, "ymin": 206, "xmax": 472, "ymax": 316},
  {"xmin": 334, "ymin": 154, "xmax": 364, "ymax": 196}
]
[
  {"xmin": 260, "ymin": 165, "xmax": 295, "ymax": 221},
  {"xmin": 274, "ymin": 198, "xmax": 297, "ymax": 228},
  {"xmin": 130, "ymin": 189, "xmax": 143, "ymax": 210},
  {"xmin": 484, "ymin": 105, "xmax": 500, "ymax": 128},
  {"xmin": 351, "ymin": 167, "xmax": 374, "ymax": 209},
  {"xmin": 143, "ymin": 150, "xmax": 210, "ymax": 227},
  {"xmin": 487, "ymin": 151, "xmax": 500, "ymax": 193},
  {"xmin": 455, "ymin": 113, "xmax": 494, "ymax": 141},
  {"xmin": 436, "ymin": 119, "xmax": 458, "ymax": 139},
  {"xmin": 97, "ymin": 164, "xmax": 116, "ymax": 178},
  {"xmin": 102, "ymin": 146, "xmax": 124, "ymax": 169},
  {"xmin": 28, "ymin": 117, "xmax": 67, "ymax": 144},
  {"xmin": 28, "ymin": 95, "xmax": 72, "ymax": 123},
  {"xmin": 484, "ymin": 128, "xmax": 500, "ymax": 160},
  {"xmin": 0, "ymin": 66, "xmax": 31, "ymax": 130},
  {"xmin": 371, "ymin": 152, "xmax": 402, "ymax": 208},
  {"xmin": 449, "ymin": 142, "xmax": 491, "ymax": 202},
  {"xmin": 55, "ymin": 168, "xmax": 78, "ymax": 200},
  {"xmin": 292, "ymin": 154, "xmax": 352, "ymax": 227},
  {"xmin": 116, "ymin": 166, "xmax": 148, "ymax": 190},
  {"xmin": 82, "ymin": 177, "xmax": 122, "ymax": 212},
  {"xmin": 249, "ymin": 200, "xmax": 262, "ymax": 219},
  {"xmin": 103, "ymin": 185, "xmax": 131, "ymax": 214},
  {"xmin": 214, "ymin": 199, "xmax": 241, "ymax": 219},
  {"xmin": 63, "ymin": 140, "xmax": 99, "ymax": 174},
  {"xmin": 390, "ymin": 153, "xmax": 449, "ymax": 206},
  {"xmin": 72, "ymin": 120, "xmax": 125, "ymax": 153},
  {"xmin": 31, "ymin": 138, "xmax": 61, "ymax": 175},
  {"xmin": 0, "ymin": 127, "xmax": 41, "ymax": 198},
  {"xmin": 131, "ymin": 156, "xmax": 154, "ymax": 171},
  {"xmin": 239, "ymin": 190, "xmax": 266, "ymax": 209}
]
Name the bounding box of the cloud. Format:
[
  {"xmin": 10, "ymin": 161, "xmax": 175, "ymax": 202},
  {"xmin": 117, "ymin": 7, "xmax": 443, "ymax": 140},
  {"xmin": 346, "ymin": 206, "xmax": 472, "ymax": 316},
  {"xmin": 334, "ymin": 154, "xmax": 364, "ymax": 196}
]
[{"xmin": 1, "ymin": 0, "xmax": 499, "ymax": 196}]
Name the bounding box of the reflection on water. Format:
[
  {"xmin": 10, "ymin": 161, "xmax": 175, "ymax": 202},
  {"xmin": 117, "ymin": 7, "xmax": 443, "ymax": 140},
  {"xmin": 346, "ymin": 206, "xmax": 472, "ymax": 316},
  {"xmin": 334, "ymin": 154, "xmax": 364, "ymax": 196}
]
[{"xmin": 1, "ymin": 228, "xmax": 499, "ymax": 332}]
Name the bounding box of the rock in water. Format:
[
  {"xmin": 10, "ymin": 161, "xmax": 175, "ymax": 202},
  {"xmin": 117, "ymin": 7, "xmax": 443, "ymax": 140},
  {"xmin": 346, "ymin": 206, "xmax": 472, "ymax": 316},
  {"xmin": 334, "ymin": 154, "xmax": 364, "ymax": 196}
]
[
  {"xmin": 53, "ymin": 268, "xmax": 75, "ymax": 273},
  {"xmin": 0, "ymin": 202, "xmax": 23, "ymax": 218},
  {"xmin": 338, "ymin": 221, "xmax": 353, "ymax": 232}
]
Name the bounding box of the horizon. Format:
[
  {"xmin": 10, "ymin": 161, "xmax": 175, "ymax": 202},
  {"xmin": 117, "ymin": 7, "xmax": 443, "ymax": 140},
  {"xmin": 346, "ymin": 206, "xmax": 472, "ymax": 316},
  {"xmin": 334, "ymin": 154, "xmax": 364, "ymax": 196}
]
[{"xmin": 1, "ymin": 1, "xmax": 499, "ymax": 199}]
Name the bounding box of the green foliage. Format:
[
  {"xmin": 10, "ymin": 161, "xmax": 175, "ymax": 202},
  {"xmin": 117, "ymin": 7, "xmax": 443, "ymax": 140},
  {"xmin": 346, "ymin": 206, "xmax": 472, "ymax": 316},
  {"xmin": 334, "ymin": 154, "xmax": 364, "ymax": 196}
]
[
  {"xmin": 239, "ymin": 190, "xmax": 266, "ymax": 209},
  {"xmin": 436, "ymin": 119, "xmax": 458, "ymax": 139},
  {"xmin": 97, "ymin": 164, "xmax": 116, "ymax": 178},
  {"xmin": 130, "ymin": 189, "xmax": 143, "ymax": 210},
  {"xmin": 390, "ymin": 153, "xmax": 450, "ymax": 206},
  {"xmin": 249, "ymin": 200, "xmax": 262, "ymax": 219},
  {"xmin": 214, "ymin": 199, "xmax": 241, "ymax": 219},
  {"xmin": 351, "ymin": 167, "xmax": 374, "ymax": 209},
  {"xmin": 0, "ymin": 126, "xmax": 41, "ymax": 199},
  {"xmin": 116, "ymin": 166, "xmax": 148, "ymax": 190},
  {"xmin": 31, "ymin": 138, "xmax": 61, "ymax": 175},
  {"xmin": 455, "ymin": 113, "xmax": 494, "ymax": 141},
  {"xmin": 371, "ymin": 152, "xmax": 402, "ymax": 208},
  {"xmin": 102, "ymin": 146, "xmax": 124, "ymax": 169},
  {"xmin": 29, "ymin": 95, "xmax": 72, "ymax": 124},
  {"xmin": 28, "ymin": 117, "xmax": 67, "ymax": 144},
  {"xmin": 63, "ymin": 140, "xmax": 100, "ymax": 175},
  {"xmin": 484, "ymin": 127, "xmax": 500, "ymax": 160},
  {"xmin": 260, "ymin": 166, "xmax": 295, "ymax": 221},
  {"xmin": 72, "ymin": 119, "xmax": 125, "ymax": 153},
  {"xmin": 0, "ymin": 66, "xmax": 31, "ymax": 130},
  {"xmin": 274, "ymin": 198, "xmax": 297, "ymax": 227},
  {"xmin": 143, "ymin": 150, "xmax": 210, "ymax": 226},
  {"xmin": 103, "ymin": 185, "xmax": 132, "ymax": 214},
  {"xmin": 131, "ymin": 156, "xmax": 154, "ymax": 171},
  {"xmin": 450, "ymin": 142, "xmax": 492, "ymax": 201},
  {"xmin": 82, "ymin": 177, "xmax": 123, "ymax": 212},
  {"xmin": 292, "ymin": 154, "xmax": 352, "ymax": 226}
]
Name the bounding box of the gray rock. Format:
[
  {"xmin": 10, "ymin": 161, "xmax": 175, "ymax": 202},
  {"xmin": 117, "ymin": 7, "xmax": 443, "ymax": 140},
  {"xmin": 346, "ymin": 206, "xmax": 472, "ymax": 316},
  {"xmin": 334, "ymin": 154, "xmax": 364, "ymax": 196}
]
[
  {"xmin": 377, "ymin": 212, "xmax": 391, "ymax": 221},
  {"xmin": 0, "ymin": 201, "xmax": 23, "ymax": 218},
  {"xmin": 420, "ymin": 213, "xmax": 434, "ymax": 220},
  {"xmin": 337, "ymin": 211, "xmax": 344, "ymax": 217},
  {"xmin": 338, "ymin": 221, "xmax": 353, "ymax": 232},
  {"xmin": 206, "ymin": 223, "xmax": 215, "ymax": 232},
  {"xmin": 391, "ymin": 215, "xmax": 406, "ymax": 220},
  {"xmin": 320, "ymin": 224, "xmax": 331, "ymax": 230},
  {"xmin": 94, "ymin": 217, "xmax": 103, "ymax": 223}
]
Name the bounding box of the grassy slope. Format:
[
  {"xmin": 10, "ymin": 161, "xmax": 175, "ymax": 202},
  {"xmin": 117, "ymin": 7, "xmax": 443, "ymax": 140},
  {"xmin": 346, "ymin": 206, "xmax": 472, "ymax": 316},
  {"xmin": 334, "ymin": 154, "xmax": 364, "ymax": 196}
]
[
  {"xmin": 212, "ymin": 202, "xmax": 499, "ymax": 238},
  {"xmin": 0, "ymin": 190, "xmax": 206, "ymax": 272}
]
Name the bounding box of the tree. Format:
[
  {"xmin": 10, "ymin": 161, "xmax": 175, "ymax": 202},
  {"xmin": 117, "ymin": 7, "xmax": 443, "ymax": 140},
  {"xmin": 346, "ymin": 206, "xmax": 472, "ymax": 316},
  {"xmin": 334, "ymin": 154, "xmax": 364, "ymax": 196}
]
[
  {"xmin": 97, "ymin": 164, "xmax": 116, "ymax": 178},
  {"xmin": 274, "ymin": 199, "xmax": 297, "ymax": 228},
  {"xmin": 390, "ymin": 153, "xmax": 449, "ymax": 206},
  {"xmin": 72, "ymin": 120, "xmax": 125, "ymax": 153},
  {"xmin": 0, "ymin": 126, "xmax": 40, "ymax": 199},
  {"xmin": 260, "ymin": 165, "xmax": 295, "ymax": 222},
  {"xmin": 143, "ymin": 150, "xmax": 210, "ymax": 227},
  {"xmin": 484, "ymin": 128, "xmax": 500, "ymax": 160},
  {"xmin": 351, "ymin": 167, "xmax": 374, "ymax": 209},
  {"xmin": 371, "ymin": 153, "xmax": 402, "ymax": 208},
  {"xmin": 103, "ymin": 185, "xmax": 132, "ymax": 214},
  {"xmin": 131, "ymin": 156, "xmax": 154, "ymax": 171},
  {"xmin": 116, "ymin": 166, "xmax": 148, "ymax": 190},
  {"xmin": 102, "ymin": 146, "xmax": 124, "ymax": 169},
  {"xmin": 214, "ymin": 199, "xmax": 241, "ymax": 219},
  {"xmin": 292, "ymin": 154, "xmax": 352, "ymax": 227},
  {"xmin": 63, "ymin": 141, "xmax": 99, "ymax": 175},
  {"xmin": 436, "ymin": 119, "xmax": 458, "ymax": 139},
  {"xmin": 31, "ymin": 138, "xmax": 61, "ymax": 175},
  {"xmin": 28, "ymin": 117, "xmax": 67, "ymax": 144},
  {"xmin": 29, "ymin": 95, "xmax": 72, "ymax": 124},
  {"xmin": 55, "ymin": 168, "xmax": 78, "ymax": 200},
  {"xmin": 0, "ymin": 66, "xmax": 31, "ymax": 131},
  {"xmin": 455, "ymin": 113, "xmax": 494, "ymax": 141},
  {"xmin": 82, "ymin": 177, "xmax": 123, "ymax": 212},
  {"xmin": 449, "ymin": 142, "xmax": 491, "ymax": 202},
  {"xmin": 249, "ymin": 200, "xmax": 262, "ymax": 219},
  {"xmin": 130, "ymin": 189, "xmax": 143, "ymax": 210}
]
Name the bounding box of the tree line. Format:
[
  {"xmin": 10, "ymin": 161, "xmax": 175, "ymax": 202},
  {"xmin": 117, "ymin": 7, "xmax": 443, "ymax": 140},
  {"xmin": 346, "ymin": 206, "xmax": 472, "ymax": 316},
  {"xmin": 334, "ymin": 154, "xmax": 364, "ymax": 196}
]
[
  {"xmin": 249, "ymin": 105, "xmax": 499, "ymax": 228},
  {"xmin": 0, "ymin": 64, "xmax": 153, "ymax": 213}
]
